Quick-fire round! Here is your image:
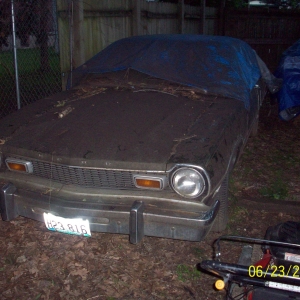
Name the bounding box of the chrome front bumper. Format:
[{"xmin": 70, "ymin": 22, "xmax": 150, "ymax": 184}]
[{"xmin": 0, "ymin": 182, "xmax": 219, "ymax": 243}]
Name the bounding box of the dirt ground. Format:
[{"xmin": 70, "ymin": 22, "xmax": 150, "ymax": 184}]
[{"xmin": 0, "ymin": 98, "xmax": 299, "ymax": 300}]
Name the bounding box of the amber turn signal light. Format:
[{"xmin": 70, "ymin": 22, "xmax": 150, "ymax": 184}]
[
  {"xmin": 135, "ymin": 178, "xmax": 161, "ymax": 189},
  {"xmin": 7, "ymin": 162, "xmax": 27, "ymax": 172},
  {"xmin": 5, "ymin": 159, "xmax": 33, "ymax": 173}
]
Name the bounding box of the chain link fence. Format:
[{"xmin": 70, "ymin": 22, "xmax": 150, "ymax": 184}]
[{"xmin": 0, "ymin": 0, "xmax": 61, "ymax": 119}]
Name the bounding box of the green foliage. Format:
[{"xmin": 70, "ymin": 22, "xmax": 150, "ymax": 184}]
[
  {"xmin": 290, "ymin": 0, "xmax": 300, "ymax": 8},
  {"xmin": 259, "ymin": 172, "xmax": 289, "ymax": 200},
  {"xmin": 0, "ymin": 47, "xmax": 61, "ymax": 112},
  {"xmin": 227, "ymin": 204, "xmax": 248, "ymax": 222},
  {"xmin": 193, "ymin": 247, "xmax": 205, "ymax": 259},
  {"xmin": 0, "ymin": 47, "xmax": 60, "ymax": 76},
  {"xmin": 176, "ymin": 264, "xmax": 201, "ymax": 282}
]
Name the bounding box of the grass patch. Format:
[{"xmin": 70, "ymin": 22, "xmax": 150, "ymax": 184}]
[
  {"xmin": 176, "ymin": 264, "xmax": 201, "ymax": 282},
  {"xmin": 258, "ymin": 170, "xmax": 289, "ymax": 200},
  {"xmin": 192, "ymin": 247, "xmax": 205, "ymax": 259},
  {"xmin": 227, "ymin": 203, "xmax": 249, "ymax": 234},
  {"xmin": 0, "ymin": 47, "xmax": 61, "ymax": 115},
  {"xmin": 0, "ymin": 47, "xmax": 60, "ymax": 75}
]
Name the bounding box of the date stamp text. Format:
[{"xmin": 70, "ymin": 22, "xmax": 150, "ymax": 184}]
[{"xmin": 248, "ymin": 265, "xmax": 300, "ymax": 278}]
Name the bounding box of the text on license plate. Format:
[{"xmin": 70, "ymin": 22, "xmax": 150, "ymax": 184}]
[{"xmin": 43, "ymin": 212, "xmax": 91, "ymax": 237}]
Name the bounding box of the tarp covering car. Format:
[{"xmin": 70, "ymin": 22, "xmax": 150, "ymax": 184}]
[
  {"xmin": 275, "ymin": 39, "xmax": 300, "ymax": 121},
  {"xmin": 68, "ymin": 34, "xmax": 262, "ymax": 109}
]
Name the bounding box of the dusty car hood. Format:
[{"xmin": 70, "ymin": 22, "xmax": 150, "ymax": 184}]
[{"xmin": 1, "ymin": 88, "xmax": 242, "ymax": 171}]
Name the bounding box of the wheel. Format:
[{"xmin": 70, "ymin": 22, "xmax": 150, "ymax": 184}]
[{"xmin": 211, "ymin": 173, "xmax": 229, "ymax": 232}]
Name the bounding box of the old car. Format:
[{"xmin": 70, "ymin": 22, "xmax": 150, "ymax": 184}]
[{"xmin": 0, "ymin": 34, "xmax": 266, "ymax": 243}]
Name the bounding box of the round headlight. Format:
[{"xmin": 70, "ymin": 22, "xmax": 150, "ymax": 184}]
[{"xmin": 171, "ymin": 167, "xmax": 205, "ymax": 198}]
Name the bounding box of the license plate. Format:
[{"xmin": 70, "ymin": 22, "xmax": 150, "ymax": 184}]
[{"xmin": 43, "ymin": 212, "xmax": 91, "ymax": 237}]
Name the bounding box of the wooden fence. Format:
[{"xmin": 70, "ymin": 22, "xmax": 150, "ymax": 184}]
[{"xmin": 222, "ymin": 8, "xmax": 300, "ymax": 71}]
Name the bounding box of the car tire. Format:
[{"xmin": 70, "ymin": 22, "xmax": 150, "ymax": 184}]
[{"xmin": 211, "ymin": 173, "xmax": 229, "ymax": 232}]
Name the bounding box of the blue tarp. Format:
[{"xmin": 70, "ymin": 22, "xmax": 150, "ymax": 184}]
[
  {"xmin": 275, "ymin": 39, "xmax": 300, "ymax": 121},
  {"xmin": 69, "ymin": 35, "xmax": 262, "ymax": 109}
]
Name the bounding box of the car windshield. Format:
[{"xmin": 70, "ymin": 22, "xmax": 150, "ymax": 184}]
[{"xmin": 74, "ymin": 69, "xmax": 224, "ymax": 103}]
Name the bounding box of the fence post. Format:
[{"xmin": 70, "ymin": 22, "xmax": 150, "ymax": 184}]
[
  {"xmin": 178, "ymin": 0, "xmax": 184, "ymax": 34},
  {"xmin": 68, "ymin": 0, "xmax": 74, "ymax": 88},
  {"xmin": 11, "ymin": 0, "xmax": 21, "ymax": 110},
  {"xmin": 73, "ymin": 0, "xmax": 85, "ymax": 68},
  {"xmin": 199, "ymin": 0, "xmax": 206, "ymax": 34},
  {"xmin": 133, "ymin": 0, "xmax": 141, "ymax": 36},
  {"xmin": 218, "ymin": 0, "xmax": 226, "ymax": 35}
]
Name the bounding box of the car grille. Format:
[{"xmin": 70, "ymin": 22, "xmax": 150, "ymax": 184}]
[{"xmin": 29, "ymin": 160, "xmax": 136, "ymax": 189}]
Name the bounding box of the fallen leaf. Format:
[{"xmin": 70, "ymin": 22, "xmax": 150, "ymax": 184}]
[
  {"xmin": 16, "ymin": 255, "xmax": 26, "ymax": 264},
  {"xmin": 69, "ymin": 268, "xmax": 88, "ymax": 280},
  {"xmin": 13, "ymin": 269, "xmax": 24, "ymax": 280}
]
